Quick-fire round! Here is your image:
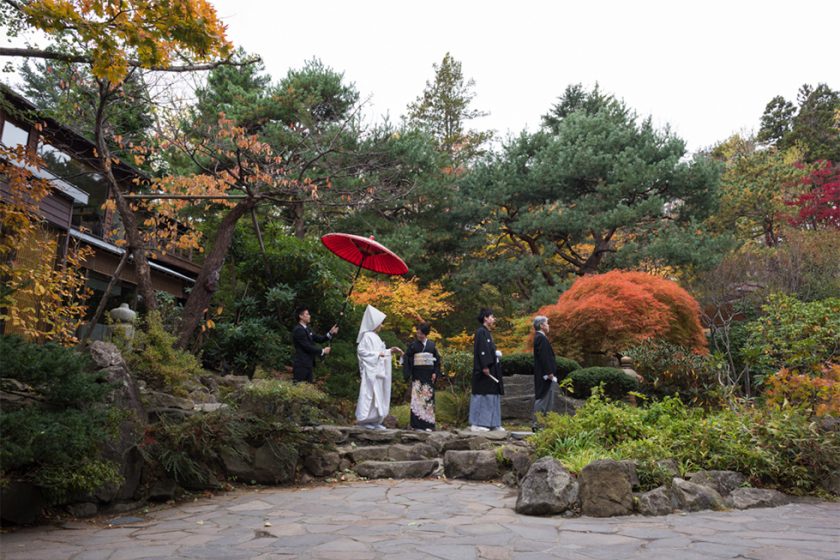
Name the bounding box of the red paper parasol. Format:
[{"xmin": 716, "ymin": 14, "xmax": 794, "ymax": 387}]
[{"xmin": 321, "ymin": 233, "xmax": 408, "ymax": 319}]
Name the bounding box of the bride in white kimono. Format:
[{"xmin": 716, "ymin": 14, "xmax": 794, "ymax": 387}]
[{"xmin": 355, "ymin": 305, "xmax": 403, "ymax": 430}]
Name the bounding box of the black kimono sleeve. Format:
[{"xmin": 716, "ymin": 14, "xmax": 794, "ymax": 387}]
[
  {"xmin": 403, "ymin": 340, "xmax": 417, "ymax": 381},
  {"xmin": 430, "ymin": 341, "xmax": 442, "ymax": 376}
]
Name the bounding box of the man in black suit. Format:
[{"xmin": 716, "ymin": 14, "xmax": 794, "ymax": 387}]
[
  {"xmin": 292, "ymin": 306, "xmax": 338, "ymax": 383},
  {"xmin": 532, "ymin": 315, "xmax": 557, "ymax": 431}
]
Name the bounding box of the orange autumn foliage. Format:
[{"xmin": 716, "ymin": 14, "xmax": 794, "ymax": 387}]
[
  {"xmin": 537, "ymin": 270, "xmax": 707, "ymax": 362},
  {"xmin": 764, "ymin": 365, "xmax": 840, "ymax": 417},
  {"xmin": 0, "ymin": 145, "xmax": 92, "ymax": 344},
  {"xmin": 349, "ymin": 276, "xmax": 452, "ymax": 340}
]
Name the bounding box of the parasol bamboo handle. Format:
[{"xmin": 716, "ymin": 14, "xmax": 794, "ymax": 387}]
[{"xmin": 338, "ymin": 257, "xmax": 365, "ymax": 323}]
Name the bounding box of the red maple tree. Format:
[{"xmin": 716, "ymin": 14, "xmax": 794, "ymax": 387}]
[
  {"xmin": 536, "ymin": 271, "xmax": 707, "ymax": 362},
  {"xmin": 786, "ymin": 161, "xmax": 840, "ymax": 230}
]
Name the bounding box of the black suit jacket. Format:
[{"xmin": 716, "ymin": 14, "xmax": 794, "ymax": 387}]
[
  {"xmin": 292, "ymin": 324, "xmax": 330, "ymax": 381},
  {"xmin": 533, "ymin": 331, "xmax": 556, "ymax": 400}
]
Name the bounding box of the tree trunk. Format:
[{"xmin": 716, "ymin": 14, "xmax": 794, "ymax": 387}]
[
  {"xmin": 176, "ymin": 199, "xmax": 255, "ymax": 348},
  {"xmin": 93, "ymin": 82, "xmax": 157, "ymax": 310},
  {"xmin": 79, "ymin": 250, "xmax": 130, "ymax": 344},
  {"xmin": 292, "ymin": 200, "xmax": 305, "ymax": 239},
  {"xmin": 577, "ymin": 230, "xmax": 616, "ymax": 276}
]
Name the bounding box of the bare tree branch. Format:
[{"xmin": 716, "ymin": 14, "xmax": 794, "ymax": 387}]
[{"xmin": 0, "ymin": 47, "xmax": 260, "ymax": 73}]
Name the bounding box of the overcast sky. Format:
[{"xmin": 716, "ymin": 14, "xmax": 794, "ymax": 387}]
[{"xmin": 210, "ymin": 0, "xmax": 839, "ymax": 153}]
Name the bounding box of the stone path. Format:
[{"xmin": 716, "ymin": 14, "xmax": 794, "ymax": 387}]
[{"xmin": 1, "ymin": 480, "xmax": 838, "ymax": 560}]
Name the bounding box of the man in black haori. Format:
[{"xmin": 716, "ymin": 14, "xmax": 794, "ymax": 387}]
[
  {"xmin": 403, "ymin": 322, "xmax": 441, "ymax": 431},
  {"xmin": 469, "ymin": 308, "xmax": 505, "ymax": 432},
  {"xmin": 532, "ymin": 315, "xmax": 558, "ymax": 431}
]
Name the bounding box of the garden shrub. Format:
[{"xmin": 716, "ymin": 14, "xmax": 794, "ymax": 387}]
[
  {"xmin": 531, "ymin": 390, "xmax": 840, "ymax": 494},
  {"xmin": 569, "ymin": 367, "xmax": 639, "ymax": 399},
  {"xmin": 125, "ymin": 311, "xmax": 206, "ymax": 396},
  {"xmin": 537, "ymin": 270, "xmax": 707, "ymax": 362},
  {"xmin": 441, "ymin": 350, "xmax": 473, "ymax": 391},
  {"xmin": 500, "ymin": 352, "xmax": 580, "ymax": 377},
  {"xmin": 202, "ymin": 318, "xmax": 291, "ymax": 379},
  {"xmin": 436, "ymin": 389, "xmax": 470, "ymax": 427},
  {"xmin": 434, "ymin": 349, "xmax": 473, "ymax": 427},
  {"xmin": 764, "ymin": 364, "xmax": 840, "ymax": 417},
  {"xmin": 625, "ymin": 339, "xmax": 720, "ymax": 405},
  {"xmin": 390, "ymin": 404, "xmax": 410, "ymax": 428},
  {"xmin": 0, "ymin": 336, "xmax": 122, "ymax": 503},
  {"xmin": 555, "ymin": 357, "xmax": 582, "ymax": 376},
  {"xmin": 234, "ymin": 379, "xmax": 333, "ymax": 425},
  {"xmin": 321, "ymin": 339, "xmax": 362, "ymax": 401},
  {"xmin": 742, "ymin": 293, "xmax": 840, "ymax": 383},
  {"xmin": 500, "ymin": 352, "xmax": 533, "ymax": 376}
]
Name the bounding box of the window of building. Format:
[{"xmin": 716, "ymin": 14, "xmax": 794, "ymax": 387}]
[
  {"xmin": 38, "ymin": 140, "xmax": 111, "ymax": 237},
  {"xmin": 1, "ymin": 120, "xmax": 29, "ymax": 148}
]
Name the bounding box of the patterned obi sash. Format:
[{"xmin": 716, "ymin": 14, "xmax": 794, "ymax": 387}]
[{"xmin": 413, "ymin": 352, "xmax": 436, "ymax": 367}]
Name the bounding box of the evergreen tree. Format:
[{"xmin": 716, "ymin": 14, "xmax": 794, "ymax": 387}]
[
  {"xmin": 757, "ymin": 83, "xmax": 840, "ymax": 162},
  {"xmin": 453, "ymin": 86, "xmax": 722, "ymax": 307},
  {"xmin": 406, "ymin": 52, "xmax": 491, "ymax": 164}
]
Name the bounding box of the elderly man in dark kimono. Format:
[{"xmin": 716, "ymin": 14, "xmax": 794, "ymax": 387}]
[
  {"xmin": 469, "ymin": 308, "xmax": 505, "ymax": 432},
  {"xmin": 532, "ymin": 315, "xmax": 558, "ymax": 432},
  {"xmin": 403, "ymin": 322, "xmax": 441, "ymax": 431}
]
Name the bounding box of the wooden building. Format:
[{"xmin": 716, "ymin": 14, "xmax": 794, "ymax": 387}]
[{"xmin": 1, "ymin": 85, "xmax": 200, "ymax": 338}]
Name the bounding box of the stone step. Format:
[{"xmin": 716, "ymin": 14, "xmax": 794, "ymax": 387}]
[
  {"xmin": 355, "ymin": 459, "xmax": 440, "ymax": 479},
  {"xmin": 337, "ymin": 442, "xmax": 439, "ymax": 463},
  {"xmin": 444, "ymin": 450, "xmax": 500, "ymax": 480}
]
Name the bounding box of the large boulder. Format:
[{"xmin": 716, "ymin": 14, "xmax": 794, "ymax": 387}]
[
  {"xmin": 220, "ymin": 443, "xmax": 253, "ymax": 481},
  {"xmin": 220, "ymin": 442, "xmax": 297, "ymax": 485},
  {"xmin": 0, "ymin": 482, "xmax": 45, "ymax": 524},
  {"xmin": 637, "ymin": 486, "xmax": 674, "ymax": 516},
  {"xmin": 500, "ymin": 445, "xmax": 533, "ymax": 481},
  {"xmin": 515, "ymin": 457, "xmax": 579, "ymax": 516},
  {"xmin": 579, "ymin": 460, "xmax": 634, "ymax": 517},
  {"xmin": 148, "ymin": 478, "xmax": 177, "ymax": 502},
  {"xmin": 304, "ymin": 449, "xmax": 341, "ymax": 477},
  {"xmin": 444, "ymin": 450, "xmax": 500, "ymax": 480},
  {"xmin": 820, "ymin": 471, "xmax": 840, "ymax": 496},
  {"xmin": 88, "ymin": 340, "xmax": 125, "ymax": 369},
  {"xmin": 252, "ymin": 443, "xmax": 297, "ymax": 485},
  {"xmin": 671, "ymin": 477, "xmax": 725, "ymax": 512},
  {"xmin": 91, "ymin": 343, "xmax": 146, "ymax": 504},
  {"xmin": 725, "ymin": 488, "xmax": 789, "ymax": 510},
  {"xmin": 689, "ymin": 470, "xmax": 746, "ymax": 496}
]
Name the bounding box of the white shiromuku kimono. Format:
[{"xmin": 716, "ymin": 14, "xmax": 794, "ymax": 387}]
[{"xmin": 355, "ymin": 305, "xmax": 392, "ymax": 426}]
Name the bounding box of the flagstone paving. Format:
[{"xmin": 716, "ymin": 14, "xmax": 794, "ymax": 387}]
[{"xmin": 1, "ymin": 480, "xmax": 838, "ymax": 560}]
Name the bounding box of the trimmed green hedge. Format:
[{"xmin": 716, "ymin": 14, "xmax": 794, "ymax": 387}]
[
  {"xmin": 570, "ymin": 367, "xmax": 639, "ymax": 399},
  {"xmin": 556, "ymin": 356, "xmax": 582, "ymax": 376},
  {"xmin": 500, "ymin": 352, "xmax": 581, "ymax": 377}
]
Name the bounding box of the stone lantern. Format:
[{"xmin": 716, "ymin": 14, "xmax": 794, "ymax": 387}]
[
  {"xmin": 109, "ymin": 303, "xmax": 137, "ymax": 341},
  {"xmin": 620, "ymin": 356, "xmax": 644, "ymax": 406},
  {"xmin": 620, "ymin": 356, "xmax": 643, "ymax": 383}
]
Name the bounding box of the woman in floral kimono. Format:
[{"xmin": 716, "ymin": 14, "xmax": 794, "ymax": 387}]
[{"xmin": 403, "ymin": 323, "xmax": 441, "ymax": 431}]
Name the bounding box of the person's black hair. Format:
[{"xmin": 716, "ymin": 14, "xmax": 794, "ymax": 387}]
[
  {"xmin": 477, "ymin": 308, "xmax": 494, "ymax": 324},
  {"xmin": 417, "ymin": 322, "xmax": 431, "ymax": 335},
  {"xmin": 294, "ymin": 306, "xmax": 309, "ymax": 321}
]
